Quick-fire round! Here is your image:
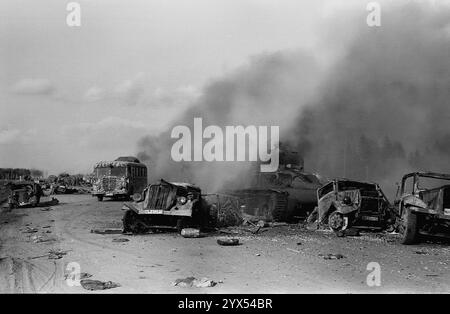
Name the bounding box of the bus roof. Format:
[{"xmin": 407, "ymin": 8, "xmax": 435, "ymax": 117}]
[{"xmin": 94, "ymin": 160, "xmax": 145, "ymax": 168}]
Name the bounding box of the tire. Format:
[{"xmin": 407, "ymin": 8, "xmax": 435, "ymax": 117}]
[
  {"xmin": 122, "ymin": 209, "xmax": 146, "ymax": 233},
  {"xmin": 97, "ymin": 195, "xmax": 103, "ymax": 202},
  {"xmin": 328, "ymin": 211, "xmax": 346, "ymax": 232},
  {"xmin": 399, "ymin": 207, "xmax": 419, "ymax": 244}
]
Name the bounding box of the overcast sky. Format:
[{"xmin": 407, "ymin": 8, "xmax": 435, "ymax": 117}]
[{"xmin": 0, "ymin": 0, "xmax": 414, "ymax": 174}]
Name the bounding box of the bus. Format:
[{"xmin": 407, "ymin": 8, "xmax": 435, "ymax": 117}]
[{"xmin": 91, "ymin": 156, "xmax": 147, "ymax": 201}]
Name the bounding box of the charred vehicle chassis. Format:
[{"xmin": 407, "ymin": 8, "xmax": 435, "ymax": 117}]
[
  {"xmin": 122, "ymin": 179, "xmax": 209, "ymax": 233},
  {"xmin": 397, "ymin": 172, "xmax": 450, "ymax": 244},
  {"xmin": 6, "ymin": 181, "xmax": 43, "ymax": 209},
  {"xmin": 313, "ymin": 179, "xmax": 394, "ymax": 232}
]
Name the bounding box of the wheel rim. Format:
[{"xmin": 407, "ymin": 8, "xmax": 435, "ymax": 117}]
[{"xmin": 329, "ymin": 212, "xmax": 345, "ymax": 231}]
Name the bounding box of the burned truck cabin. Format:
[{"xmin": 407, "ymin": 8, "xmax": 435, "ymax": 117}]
[
  {"xmin": 122, "ymin": 179, "xmax": 207, "ymax": 233},
  {"xmin": 317, "ymin": 179, "xmax": 392, "ymax": 232},
  {"xmin": 6, "ymin": 180, "xmax": 43, "ymax": 209},
  {"xmin": 397, "ymin": 172, "xmax": 450, "ymax": 244}
]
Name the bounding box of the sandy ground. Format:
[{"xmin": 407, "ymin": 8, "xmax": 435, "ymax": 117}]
[{"xmin": 0, "ymin": 194, "xmax": 449, "ymax": 294}]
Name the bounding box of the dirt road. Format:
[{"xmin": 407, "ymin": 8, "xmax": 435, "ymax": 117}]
[{"xmin": 0, "ymin": 195, "xmax": 449, "ymax": 293}]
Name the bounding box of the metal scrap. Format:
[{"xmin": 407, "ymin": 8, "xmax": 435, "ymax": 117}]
[
  {"xmin": 80, "ymin": 279, "xmax": 121, "ymax": 291},
  {"xmin": 172, "ymin": 277, "xmax": 218, "ymax": 288}
]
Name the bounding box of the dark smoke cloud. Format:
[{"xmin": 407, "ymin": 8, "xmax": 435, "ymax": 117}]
[
  {"xmin": 291, "ymin": 2, "xmax": 450, "ymax": 197},
  {"xmin": 138, "ymin": 2, "xmax": 450, "ymax": 197},
  {"xmin": 137, "ymin": 50, "xmax": 323, "ymax": 192}
]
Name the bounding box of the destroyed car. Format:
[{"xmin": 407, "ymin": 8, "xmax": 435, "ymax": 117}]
[
  {"xmin": 122, "ymin": 179, "xmax": 209, "ymax": 233},
  {"xmin": 312, "ymin": 179, "xmax": 394, "ymax": 232},
  {"xmin": 397, "ymin": 172, "xmax": 450, "ymax": 244},
  {"xmin": 92, "ymin": 157, "xmax": 147, "ymax": 201},
  {"xmin": 5, "ymin": 180, "xmax": 43, "ymax": 209}
]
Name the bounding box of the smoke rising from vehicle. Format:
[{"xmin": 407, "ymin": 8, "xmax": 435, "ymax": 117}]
[
  {"xmin": 290, "ymin": 2, "xmax": 450, "ymax": 197},
  {"xmin": 137, "ymin": 2, "xmax": 450, "ymax": 197}
]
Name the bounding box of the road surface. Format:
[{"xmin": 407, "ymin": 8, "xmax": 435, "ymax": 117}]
[{"xmin": 0, "ymin": 195, "xmax": 449, "ymax": 293}]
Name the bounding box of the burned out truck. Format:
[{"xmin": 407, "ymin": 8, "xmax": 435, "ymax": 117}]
[
  {"xmin": 310, "ymin": 179, "xmax": 394, "ymax": 232},
  {"xmin": 5, "ymin": 180, "xmax": 43, "ymax": 209},
  {"xmin": 397, "ymin": 172, "xmax": 450, "ymax": 244},
  {"xmin": 122, "ymin": 178, "xmax": 290, "ymax": 233},
  {"xmin": 122, "ymin": 180, "xmax": 210, "ymax": 233}
]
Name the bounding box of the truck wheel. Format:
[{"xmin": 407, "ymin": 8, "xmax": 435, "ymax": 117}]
[
  {"xmin": 123, "ymin": 210, "xmax": 145, "ymax": 233},
  {"xmin": 328, "ymin": 211, "xmax": 346, "ymax": 231},
  {"xmin": 97, "ymin": 195, "xmax": 103, "ymax": 202},
  {"xmin": 399, "ymin": 208, "xmax": 418, "ymax": 244}
]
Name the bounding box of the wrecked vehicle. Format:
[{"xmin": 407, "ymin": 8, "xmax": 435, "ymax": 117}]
[
  {"xmin": 311, "ymin": 179, "xmax": 394, "ymax": 232},
  {"xmin": 397, "ymin": 172, "xmax": 450, "ymax": 244},
  {"xmin": 122, "ymin": 179, "xmax": 210, "ymax": 233},
  {"xmin": 204, "ymin": 188, "xmax": 289, "ymax": 226},
  {"xmin": 5, "ymin": 180, "xmax": 43, "ymax": 209},
  {"xmin": 247, "ymin": 150, "xmax": 325, "ymax": 221},
  {"xmin": 92, "ymin": 156, "xmax": 147, "ymax": 201}
]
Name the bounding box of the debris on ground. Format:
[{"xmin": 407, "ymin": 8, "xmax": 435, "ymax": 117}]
[
  {"xmin": 22, "ymin": 227, "xmax": 38, "ymax": 233},
  {"xmin": 172, "ymin": 277, "xmax": 218, "ymax": 288},
  {"xmin": 80, "ymin": 272, "xmax": 93, "ymax": 279},
  {"xmin": 336, "ymin": 228, "xmax": 360, "ymax": 237},
  {"xmin": 31, "ymin": 235, "xmax": 57, "ymax": 243},
  {"xmin": 257, "ymin": 220, "xmax": 269, "ymax": 228},
  {"xmin": 415, "ymin": 251, "xmax": 430, "ymax": 255},
  {"xmin": 40, "ymin": 207, "xmax": 53, "ymax": 212},
  {"xmin": 217, "ymin": 237, "xmax": 240, "ymax": 246},
  {"xmin": 91, "ymin": 228, "xmax": 123, "ymax": 235},
  {"xmin": 319, "ymin": 253, "xmax": 346, "ymax": 260},
  {"xmin": 180, "ymin": 228, "xmax": 202, "ymax": 238},
  {"xmin": 64, "ymin": 272, "xmax": 92, "ymax": 281},
  {"xmin": 29, "ymin": 249, "xmax": 70, "ymax": 260},
  {"xmin": 48, "ymin": 249, "xmax": 70, "ymax": 259},
  {"xmin": 112, "ymin": 238, "xmax": 129, "ymax": 243},
  {"xmin": 80, "ymin": 279, "xmax": 121, "ymax": 291},
  {"xmin": 287, "ymin": 248, "xmax": 301, "ymax": 254}
]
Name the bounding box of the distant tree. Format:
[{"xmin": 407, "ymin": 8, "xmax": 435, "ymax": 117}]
[{"xmin": 30, "ymin": 169, "xmax": 44, "ymax": 178}]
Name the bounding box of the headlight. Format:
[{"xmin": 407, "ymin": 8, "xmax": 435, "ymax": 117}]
[
  {"xmin": 177, "ymin": 196, "xmax": 187, "ymax": 205},
  {"xmin": 132, "ymin": 193, "xmax": 142, "ymax": 202}
]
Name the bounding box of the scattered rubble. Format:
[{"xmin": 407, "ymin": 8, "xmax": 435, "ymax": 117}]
[
  {"xmin": 31, "ymin": 235, "xmax": 57, "ymax": 243},
  {"xmin": 91, "ymin": 228, "xmax": 123, "ymax": 235},
  {"xmin": 217, "ymin": 237, "xmax": 240, "ymax": 246},
  {"xmin": 180, "ymin": 228, "xmax": 202, "ymax": 238},
  {"xmin": 319, "ymin": 253, "xmax": 346, "ymax": 260},
  {"xmin": 22, "ymin": 227, "xmax": 38, "ymax": 233},
  {"xmin": 112, "ymin": 238, "xmax": 129, "ymax": 243},
  {"xmin": 80, "ymin": 279, "xmax": 121, "ymax": 291},
  {"xmin": 172, "ymin": 277, "xmax": 219, "ymax": 288},
  {"xmin": 48, "ymin": 249, "xmax": 70, "ymax": 260},
  {"xmin": 64, "ymin": 272, "xmax": 92, "ymax": 281},
  {"xmin": 29, "ymin": 249, "xmax": 70, "ymax": 260},
  {"xmin": 335, "ymin": 228, "xmax": 360, "ymax": 237}
]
